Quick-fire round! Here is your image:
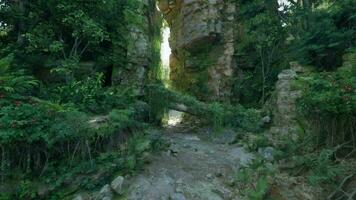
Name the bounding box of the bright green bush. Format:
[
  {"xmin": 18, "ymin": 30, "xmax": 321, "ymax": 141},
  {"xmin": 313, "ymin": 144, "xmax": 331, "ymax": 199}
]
[{"xmin": 49, "ymin": 73, "xmax": 140, "ymax": 113}]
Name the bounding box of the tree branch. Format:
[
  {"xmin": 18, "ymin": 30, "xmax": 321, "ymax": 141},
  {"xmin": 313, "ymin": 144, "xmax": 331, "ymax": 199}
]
[{"xmin": 79, "ymin": 42, "xmax": 90, "ymax": 57}]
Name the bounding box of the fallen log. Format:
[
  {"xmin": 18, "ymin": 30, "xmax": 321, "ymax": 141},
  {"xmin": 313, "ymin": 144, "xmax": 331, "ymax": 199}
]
[{"xmin": 145, "ymin": 84, "xmax": 262, "ymax": 131}]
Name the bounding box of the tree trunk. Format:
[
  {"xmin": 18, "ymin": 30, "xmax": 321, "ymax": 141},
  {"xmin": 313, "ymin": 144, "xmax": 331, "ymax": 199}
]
[{"xmin": 16, "ymin": 0, "xmax": 27, "ymax": 45}]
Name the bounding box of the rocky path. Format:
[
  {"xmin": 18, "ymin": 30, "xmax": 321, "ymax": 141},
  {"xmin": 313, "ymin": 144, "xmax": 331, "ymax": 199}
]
[{"xmin": 123, "ymin": 128, "xmax": 254, "ymax": 200}]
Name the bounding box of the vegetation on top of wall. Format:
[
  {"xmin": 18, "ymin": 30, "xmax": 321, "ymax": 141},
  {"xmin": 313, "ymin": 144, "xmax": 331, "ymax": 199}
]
[
  {"xmin": 296, "ymin": 48, "xmax": 356, "ymax": 151},
  {"xmin": 285, "ymin": 0, "xmax": 356, "ymax": 70},
  {"xmin": 230, "ymin": 2, "xmax": 356, "ymax": 199}
]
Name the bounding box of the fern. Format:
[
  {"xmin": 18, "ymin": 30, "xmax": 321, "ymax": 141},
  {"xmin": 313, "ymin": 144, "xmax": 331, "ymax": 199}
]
[
  {"xmin": 0, "ymin": 55, "xmax": 38, "ymax": 95},
  {"xmin": 0, "ymin": 54, "xmax": 13, "ymax": 74}
]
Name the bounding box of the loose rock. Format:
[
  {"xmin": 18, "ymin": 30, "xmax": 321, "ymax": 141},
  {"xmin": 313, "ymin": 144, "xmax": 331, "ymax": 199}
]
[
  {"xmin": 171, "ymin": 193, "xmax": 187, "ymax": 200},
  {"xmin": 258, "ymin": 147, "xmax": 275, "ymax": 161},
  {"xmin": 97, "ymin": 184, "xmax": 113, "ymax": 200},
  {"xmin": 111, "ymin": 176, "xmax": 125, "ymax": 195}
]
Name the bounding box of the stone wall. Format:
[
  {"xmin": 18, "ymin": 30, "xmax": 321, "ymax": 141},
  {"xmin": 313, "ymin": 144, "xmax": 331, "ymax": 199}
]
[
  {"xmin": 266, "ymin": 62, "xmax": 306, "ymax": 142},
  {"xmin": 112, "ymin": 0, "xmax": 161, "ymax": 91},
  {"xmin": 158, "ymin": 0, "xmax": 237, "ymax": 101}
]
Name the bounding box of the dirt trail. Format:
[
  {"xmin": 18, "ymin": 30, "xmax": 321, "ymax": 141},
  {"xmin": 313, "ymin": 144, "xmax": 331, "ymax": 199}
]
[{"xmin": 124, "ymin": 128, "xmax": 253, "ymax": 200}]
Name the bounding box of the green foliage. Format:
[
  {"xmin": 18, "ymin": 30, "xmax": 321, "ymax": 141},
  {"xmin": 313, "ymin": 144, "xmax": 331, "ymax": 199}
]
[
  {"xmin": 296, "ymin": 53, "xmax": 355, "ymax": 148},
  {"xmin": 285, "ymin": 0, "xmax": 356, "ymax": 70},
  {"xmin": 16, "ymin": 180, "xmax": 37, "ymax": 200},
  {"xmin": 51, "ymin": 73, "xmax": 103, "ymax": 108},
  {"xmin": 235, "ymin": 158, "xmax": 276, "ymax": 200},
  {"xmin": 0, "ymin": 0, "xmax": 160, "ymax": 199},
  {"xmin": 240, "ymin": 133, "xmax": 271, "ymax": 152},
  {"xmin": 305, "ymin": 149, "xmax": 344, "ymax": 185},
  {"xmin": 1, "ymin": 0, "xmax": 354, "ymax": 199},
  {"xmin": 109, "ymin": 108, "xmax": 137, "ymax": 131},
  {"xmin": 274, "ymin": 133, "xmax": 350, "ymax": 188},
  {"xmin": 233, "ymin": 0, "xmax": 287, "ymax": 106},
  {"xmin": 0, "ymin": 54, "xmax": 38, "ymax": 95},
  {"xmin": 0, "ymin": 0, "xmax": 155, "ymax": 86},
  {"xmin": 0, "ymin": 131, "xmax": 166, "ymax": 200},
  {"xmin": 297, "ymin": 69, "xmax": 355, "ymax": 116}
]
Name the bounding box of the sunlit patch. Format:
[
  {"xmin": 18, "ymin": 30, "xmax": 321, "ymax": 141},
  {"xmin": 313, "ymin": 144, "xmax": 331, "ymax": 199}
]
[
  {"xmin": 167, "ymin": 110, "xmax": 183, "ymax": 126},
  {"xmin": 278, "ymin": 0, "xmax": 290, "ymax": 11},
  {"xmin": 161, "ymin": 26, "xmax": 171, "ymax": 86},
  {"xmin": 160, "ymin": 25, "xmax": 183, "ymax": 126}
]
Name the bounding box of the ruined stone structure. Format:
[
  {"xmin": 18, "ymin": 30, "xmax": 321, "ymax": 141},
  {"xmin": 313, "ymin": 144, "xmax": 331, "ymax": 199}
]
[
  {"xmin": 158, "ymin": 0, "xmax": 237, "ymax": 101},
  {"xmin": 112, "ymin": 0, "xmax": 161, "ymax": 91},
  {"xmin": 266, "ymin": 62, "xmax": 306, "ymax": 143}
]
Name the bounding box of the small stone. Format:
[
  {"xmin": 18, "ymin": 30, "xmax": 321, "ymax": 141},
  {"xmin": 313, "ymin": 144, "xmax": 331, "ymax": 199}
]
[
  {"xmin": 175, "ymin": 186, "xmax": 184, "ymax": 193},
  {"xmin": 261, "ymin": 116, "xmax": 271, "ymax": 124},
  {"xmin": 72, "ymin": 194, "xmax": 84, "ymax": 200},
  {"xmin": 176, "ymin": 178, "xmax": 183, "ymax": 185},
  {"xmin": 278, "ymin": 69, "xmax": 297, "ymax": 80},
  {"xmin": 290, "ymin": 62, "xmax": 305, "ymax": 73},
  {"xmin": 142, "ymin": 152, "xmax": 151, "ymax": 160},
  {"xmin": 258, "ymin": 147, "xmax": 275, "ymax": 161},
  {"xmin": 212, "ymin": 129, "xmax": 238, "ymax": 144},
  {"xmin": 37, "ymin": 185, "xmax": 50, "ymax": 198},
  {"xmin": 98, "ymin": 184, "xmax": 113, "ymax": 200},
  {"xmin": 111, "ymin": 176, "xmax": 125, "ymax": 195},
  {"xmin": 226, "ymin": 176, "xmax": 236, "ymax": 186},
  {"xmin": 215, "ymin": 170, "xmax": 224, "ymax": 177},
  {"xmin": 171, "ymin": 193, "xmax": 186, "ymax": 200},
  {"xmin": 206, "ymin": 173, "xmax": 213, "ymax": 180}
]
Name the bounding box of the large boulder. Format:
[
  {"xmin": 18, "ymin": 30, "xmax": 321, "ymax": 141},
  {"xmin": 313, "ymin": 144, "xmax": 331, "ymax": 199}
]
[{"xmin": 159, "ymin": 0, "xmax": 238, "ymax": 101}]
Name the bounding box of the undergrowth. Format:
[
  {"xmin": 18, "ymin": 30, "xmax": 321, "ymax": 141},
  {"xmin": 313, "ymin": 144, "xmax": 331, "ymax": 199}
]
[
  {"xmin": 0, "ymin": 55, "xmax": 160, "ymax": 199},
  {"xmin": 0, "ymin": 131, "xmax": 166, "ymax": 200},
  {"xmin": 236, "ymin": 131, "xmax": 354, "ymax": 200},
  {"xmin": 296, "ymin": 51, "xmax": 356, "ymax": 152}
]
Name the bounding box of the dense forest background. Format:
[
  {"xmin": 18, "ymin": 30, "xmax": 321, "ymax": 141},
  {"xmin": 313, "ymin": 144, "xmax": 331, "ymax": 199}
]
[{"xmin": 0, "ymin": 0, "xmax": 355, "ymax": 199}]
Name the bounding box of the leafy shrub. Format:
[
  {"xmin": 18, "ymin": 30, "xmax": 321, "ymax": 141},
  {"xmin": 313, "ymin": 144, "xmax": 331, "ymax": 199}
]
[
  {"xmin": 233, "ymin": 0, "xmax": 287, "ymax": 106},
  {"xmin": 16, "ymin": 180, "xmax": 37, "ymax": 200},
  {"xmin": 287, "ymin": 0, "xmax": 356, "ymax": 70},
  {"xmin": 52, "ymin": 73, "xmax": 104, "ymax": 110},
  {"xmin": 49, "ymin": 73, "xmax": 140, "ymax": 113},
  {"xmin": 274, "ymin": 135, "xmax": 349, "ymax": 188},
  {"xmin": 0, "ymin": 99, "xmax": 144, "ymax": 177},
  {"xmin": 47, "ymin": 132, "xmax": 165, "ymax": 199},
  {"xmin": 235, "ymin": 158, "xmax": 276, "ymax": 200},
  {"xmin": 296, "ymin": 59, "xmax": 355, "ymax": 149},
  {"xmin": 0, "ymin": 100, "xmax": 94, "ymax": 173},
  {"xmin": 0, "ymin": 93, "xmax": 151, "ymax": 198},
  {"xmin": 0, "ymin": 54, "xmax": 38, "ymax": 97},
  {"xmin": 305, "ymin": 149, "xmax": 344, "ymax": 186}
]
